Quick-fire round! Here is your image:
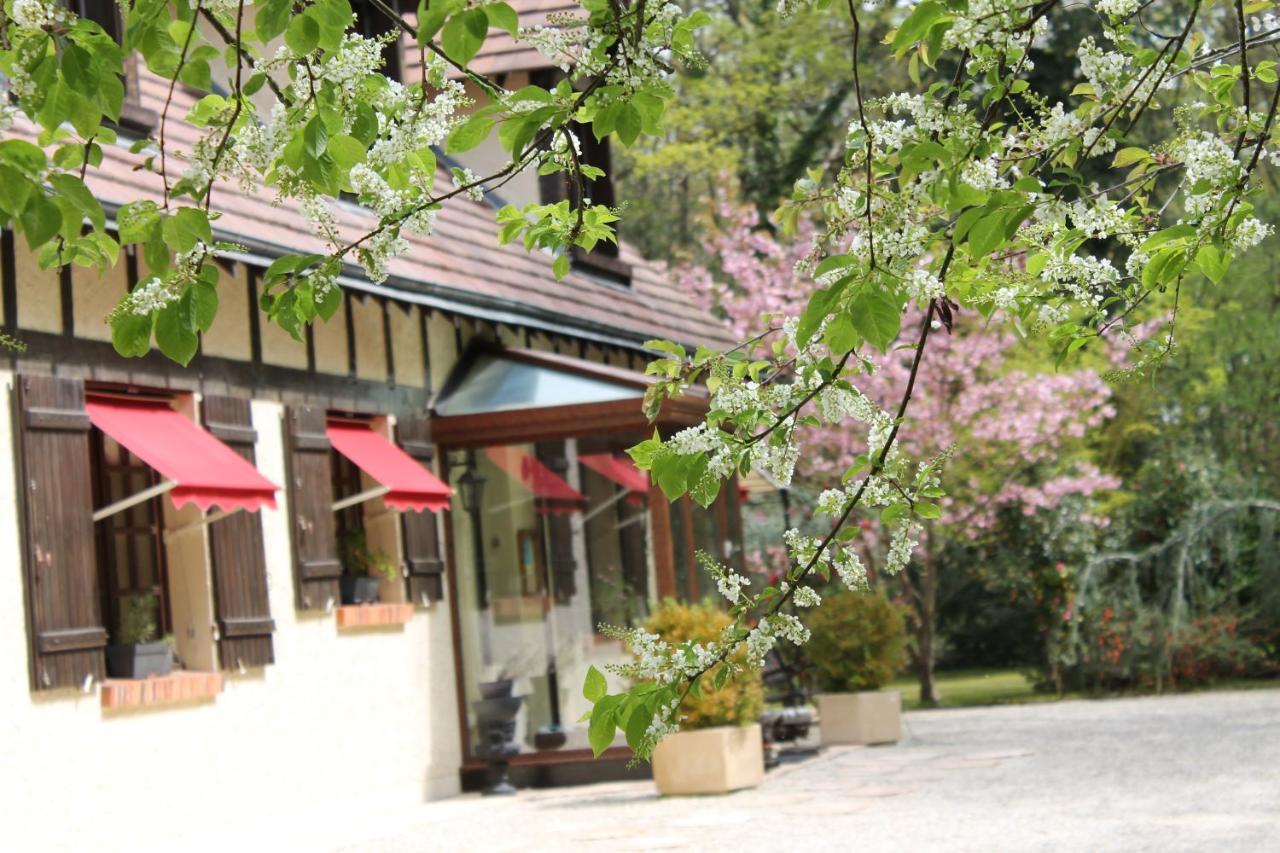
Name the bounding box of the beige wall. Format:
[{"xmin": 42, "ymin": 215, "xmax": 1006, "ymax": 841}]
[{"xmin": 0, "ymin": 382, "xmax": 462, "ymax": 850}]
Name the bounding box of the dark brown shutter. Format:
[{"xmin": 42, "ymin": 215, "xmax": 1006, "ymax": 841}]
[
  {"xmin": 397, "ymin": 414, "xmax": 446, "ymax": 605},
  {"xmin": 535, "ymin": 441, "xmax": 577, "ymax": 604},
  {"xmin": 202, "ymin": 395, "xmax": 275, "ymax": 669},
  {"xmin": 285, "ymin": 406, "xmax": 340, "ymax": 610},
  {"xmin": 14, "ymin": 374, "xmax": 106, "ymax": 690}
]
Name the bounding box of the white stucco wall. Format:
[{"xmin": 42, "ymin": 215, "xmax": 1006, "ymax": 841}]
[{"xmin": 0, "ymin": 380, "xmax": 462, "ymax": 851}]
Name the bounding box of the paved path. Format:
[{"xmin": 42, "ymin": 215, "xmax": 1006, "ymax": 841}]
[{"xmin": 342, "ymin": 689, "xmax": 1279, "ymax": 852}]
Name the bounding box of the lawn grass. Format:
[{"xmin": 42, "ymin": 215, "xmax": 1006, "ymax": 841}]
[
  {"xmin": 890, "ymin": 668, "xmax": 1041, "ymax": 711},
  {"xmin": 889, "ymin": 669, "xmax": 1280, "ymax": 711}
]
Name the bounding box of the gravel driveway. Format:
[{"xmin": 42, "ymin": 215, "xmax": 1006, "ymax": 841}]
[{"xmin": 340, "ymin": 688, "xmax": 1278, "ymax": 852}]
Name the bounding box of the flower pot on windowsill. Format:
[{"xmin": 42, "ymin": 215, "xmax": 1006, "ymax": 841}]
[
  {"xmin": 814, "ymin": 689, "xmax": 902, "ymax": 746},
  {"xmin": 105, "ymin": 641, "xmax": 174, "ymax": 680},
  {"xmin": 652, "ymin": 723, "xmax": 764, "ymax": 796},
  {"xmin": 339, "ymin": 575, "xmax": 381, "ymax": 605}
]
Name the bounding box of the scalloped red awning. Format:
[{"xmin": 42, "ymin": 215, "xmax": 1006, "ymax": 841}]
[
  {"xmin": 484, "ymin": 447, "xmax": 586, "ymax": 515},
  {"xmin": 578, "ymin": 454, "xmax": 648, "ymax": 506},
  {"xmin": 85, "ymin": 398, "xmax": 278, "ymax": 513},
  {"xmin": 326, "ymin": 422, "xmax": 453, "ymax": 513}
]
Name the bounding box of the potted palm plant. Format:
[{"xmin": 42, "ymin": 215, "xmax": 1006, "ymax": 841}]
[
  {"xmin": 105, "ymin": 593, "xmax": 174, "ymax": 679},
  {"xmin": 804, "ymin": 589, "xmax": 909, "ymax": 745},
  {"xmin": 646, "ymin": 599, "xmax": 765, "ymax": 795},
  {"xmin": 338, "ymin": 529, "xmax": 398, "ymax": 605}
]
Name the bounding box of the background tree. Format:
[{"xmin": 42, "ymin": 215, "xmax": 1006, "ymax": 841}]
[{"xmin": 684, "ymin": 203, "xmax": 1120, "ymax": 703}]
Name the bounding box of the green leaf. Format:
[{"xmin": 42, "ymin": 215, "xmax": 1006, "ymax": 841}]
[
  {"xmin": 615, "ymin": 103, "xmax": 642, "ymax": 146},
  {"xmin": 445, "ymin": 115, "xmax": 494, "ymax": 154},
  {"xmin": 20, "ymin": 194, "xmax": 62, "ymax": 249},
  {"xmin": 851, "ymin": 289, "xmax": 901, "ymax": 351},
  {"xmin": 256, "ymin": 0, "xmax": 292, "ymax": 41},
  {"xmin": 285, "ymin": 14, "xmax": 320, "ymax": 55},
  {"xmin": 484, "ymin": 2, "xmax": 519, "ymax": 37},
  {"xmin": 823, "ymin": 312, "xmax": 859, "ymax": 354},
  {"xmin": 552, "ymin": 253, "xmax": 570, "ymax": 279},
  {"xmin": 111, "ymin": 311, "xmax": 153, "ymax": 358},
  {"xmin": 796, "ymin": 284, "xmax": 839, "ymax": 347},
  {"xmin": 49, "ymin": 174, "xmax": 106, "ymax": 231},
  {"xmin": 162, "ymin": 207, "xmax": 212, "ymax": 253},
  {"xmin": 587, "ymin": 695, "xmax": 620, "ymax": 757},
  {"xmin": 1194, "ymin": 244, "xmax": 1228, "ymax": 284},
  {"xmin": 441, "ymin": 8, "xmax": 489, "ymax": 66},
  {"xmin": 583, "ymin": 665, "xmax": 607, "ymax": 703},
  {"xmin": 893, "ymin": 0, "xmax": 946, "ymax": 55},
  {"xmin": 624, "ymin": 698, "xmax": 652, "ymax": 751},
  {"xmin": 191, "ymin": 279, "xmax": 218, "ymax": 332},
  {"xmin": 915, "ymin": 501, "xmax": 942, "ymax": 519},
  {"xmin": 155, "ymin": 301, "xmax": 198, "ymax": 365},
  {"xmin": 968, "ymin": 212, "xmax": 1006, "ymax": 258},
  {"xmin": 1111, "ymin": 147, "xmax": 1150, "ymax": 169},
  {"xmin": 418, "ymin": 0, "xmax": 463, "ymax": 43}
]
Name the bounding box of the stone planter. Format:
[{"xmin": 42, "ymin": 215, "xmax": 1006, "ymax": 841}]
[
  {"xmin": 652, "ymin": 723, "xmax": 764, "ymax": 795},
  {"xmin": 815, "ymin": 690, "xmax": 902, "ymax": 746}
]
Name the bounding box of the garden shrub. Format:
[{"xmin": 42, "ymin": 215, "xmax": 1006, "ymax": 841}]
[
  {"xmin": 643, "ymin": 599, "xmax": 763, "ymax": 729},
  {"xmin": 804, "ymin": 590, "xmax": 908, "ymax": 693}
]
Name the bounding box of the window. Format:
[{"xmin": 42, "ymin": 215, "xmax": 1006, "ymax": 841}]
[
  {"xmin": 15, "ymin": 376, "xmax": 278, "ymax": 694},
  {"xmin": 532, "ymin": 71, "xmax": 632, "ymax": 286},
  {"xmin": 69, "ymin": 0, "xmax": 157, "ymax": 132},
  {"xmin": 285, "ymin": 408, "xmax": 450, "ymax": 614},
  {"xmin": 351, "ymin": 0, "xmax": 404, "ymax": 83},
  {"xmin": 91, "ymin": 427, "xmax": 174, "ymax": 651}
]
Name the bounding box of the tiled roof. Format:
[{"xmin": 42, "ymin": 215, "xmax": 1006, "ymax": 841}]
[
  {"xmin": 405, "ymin": 0, "xmax": 581, "ymax": 80},
  {"xmin": 14, "ymin": 65, "xmax": 733, "ymax": 351}
]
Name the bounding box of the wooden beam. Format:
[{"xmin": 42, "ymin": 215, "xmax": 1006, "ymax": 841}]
[{"xmin": 650, "ymin": 479, "xmax": 676, "ymax": 600}]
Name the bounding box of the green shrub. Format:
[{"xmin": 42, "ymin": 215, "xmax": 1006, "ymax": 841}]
[
  {"xmin": 804, "ymin": 590, "xmax": 908, "ymax": 692},
  {"xmin": 643, "ymin": 598, "xmax": 763, "ymax": 729}
]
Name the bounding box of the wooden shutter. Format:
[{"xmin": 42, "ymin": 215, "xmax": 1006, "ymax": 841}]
[
  {"xmin": 203, "ymin": 396, "xmax": 275, "ymax": 669},
  {"xmin": 14, "ymin": 374, "xmax": 106, "ymax": 690},
  {"xmin": 285, "ymin": 406, "xmax": 340, "ymax": 610},
  {"xmin": 535, "ymin": 442, "xmax": 577, "ymax": 604},
  {"xmin": 397, "ymin": 414, "xmax": 446, "ymax": 605}
]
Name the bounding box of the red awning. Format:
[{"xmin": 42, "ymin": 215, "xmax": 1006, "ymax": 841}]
[
  {"xmin": 579, "ymin": 454, "xmax": 649, "ymax": 506},
  {"xmin": 484, "ymin": 447, "xmax": 586, "ymax": 514},
  {"xmin": 326, "ymin": 421, "xmax": 453, "ymax": 513},
  {"xmin": 85, "ymin": 397, "xmax": 278, "ymax": 513}
]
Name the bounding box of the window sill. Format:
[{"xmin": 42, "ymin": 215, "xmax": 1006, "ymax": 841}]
[
  {"xmin": 100, "ymin": 671, "xmax": 224, "ymax": 710},
  {"xmin": 336, "ymin": 602, "xmax": 415, "ymax": 629}
]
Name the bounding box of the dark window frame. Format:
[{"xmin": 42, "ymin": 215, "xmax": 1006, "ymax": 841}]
[
  {"xmin": 89, "ymin": 420, "xmax": 174, "ymax": 644},
  {"xmin": 530, "ymin": 71, "xmax": 633, "ymax": 286}
]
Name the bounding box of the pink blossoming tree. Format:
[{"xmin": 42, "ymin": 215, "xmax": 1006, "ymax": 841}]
[{"xmin": 684, "ymin": 204, "xmax": 1120, "ymax": 703}]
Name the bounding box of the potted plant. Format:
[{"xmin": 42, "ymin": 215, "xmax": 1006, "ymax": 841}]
[
  {"xmin": 804, "ymin": 589, "xmax": 909, "ymax": 746},
  {"xmin": 645, "ymin": 599, "xmax": 765, "ymax": 795},
  {"xmin": 105, "ymin": 593, "xmax": 174, "ymax": 679},
  {"xmin": 338, "ymin": 529, "xmax": 398, "ymax": 605}
]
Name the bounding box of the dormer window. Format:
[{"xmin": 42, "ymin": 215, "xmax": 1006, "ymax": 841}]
[
  {"xmin": 351, "ymin": 0, "xmax": 404, "ymax": 83},
  {"xmin": 531, "ymin": 71, "xmax": 632, "ymax": 286}
]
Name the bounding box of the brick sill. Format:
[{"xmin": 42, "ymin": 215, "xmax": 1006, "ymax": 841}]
[
  {"xmin": 101, "ymin": 671, "xmax": 224, "ymax": 710},
  {"xmin": 336, "ymin": 603, "xmax": 415, "ymax": 629}
]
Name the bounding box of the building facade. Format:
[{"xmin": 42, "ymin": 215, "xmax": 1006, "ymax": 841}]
[{"xmin": 0, "ymin": 1, "xmax": 740, "ymax": 844}]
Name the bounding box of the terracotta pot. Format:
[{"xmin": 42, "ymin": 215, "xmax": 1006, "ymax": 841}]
[
  {"xmin": 814, "ymin": 690, "xmax": 902, "ymax": 746},
  {"xmin": 652, "ymin": 723, "xmax": 764, "ymax": 795}
]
